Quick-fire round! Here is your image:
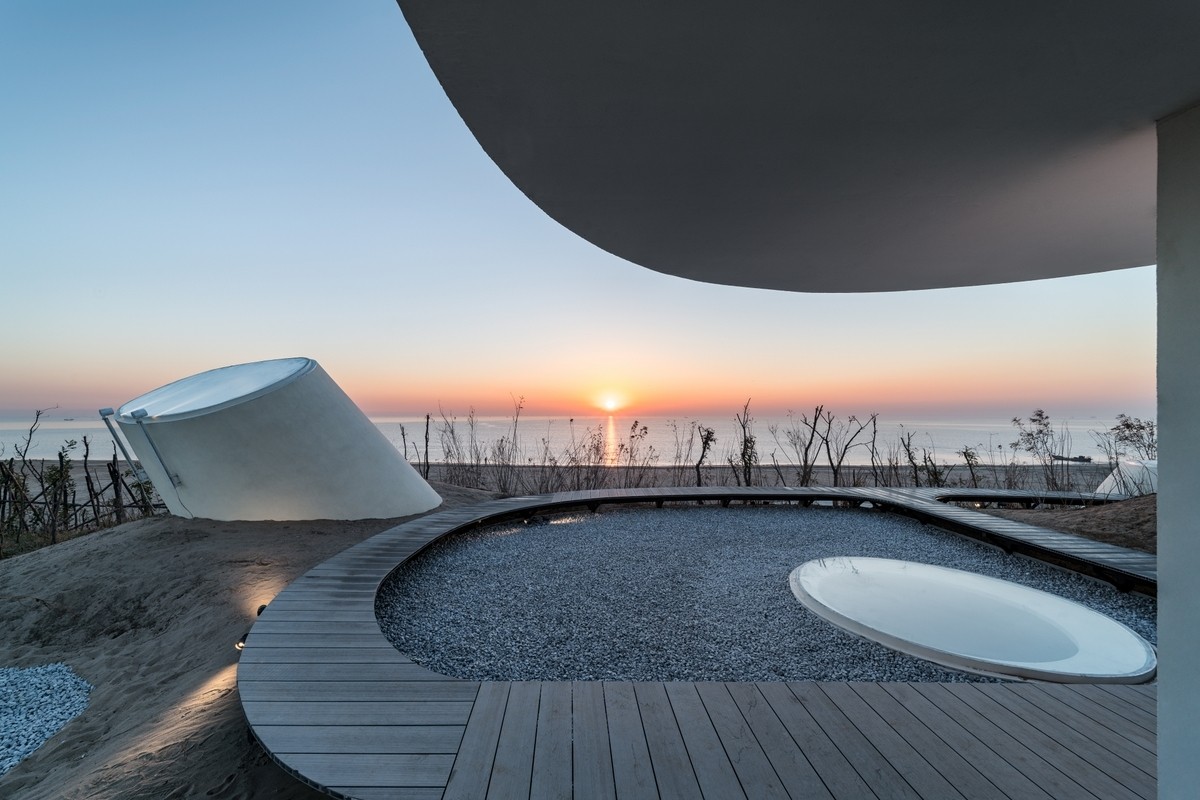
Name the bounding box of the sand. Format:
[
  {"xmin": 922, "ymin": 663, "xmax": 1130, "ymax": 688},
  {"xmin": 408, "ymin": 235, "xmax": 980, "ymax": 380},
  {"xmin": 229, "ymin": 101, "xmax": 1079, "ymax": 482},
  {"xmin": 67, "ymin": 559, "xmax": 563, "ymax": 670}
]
[
  {"xmin": 0, "ymin": 485, "xmax": 1155, "ymax": 798},
  {"xmin": 980, "ymin": 493, "xmax": 1157, "ymax": 553},
  {"xmin": 0, "ymin": 482, "xmax": 495, "ymax": 800}
]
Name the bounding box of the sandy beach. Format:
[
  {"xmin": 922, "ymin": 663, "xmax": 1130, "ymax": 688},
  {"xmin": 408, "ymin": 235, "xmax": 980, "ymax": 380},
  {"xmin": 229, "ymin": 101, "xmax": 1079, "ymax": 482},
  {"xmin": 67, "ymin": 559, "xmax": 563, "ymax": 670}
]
[
  {"xmin": 0, "ymin": 479, "xmax": 1154, "ymax": 798},
  {"xmin": 422, "ymin": 461, "xmax": 1117, "ymax": 495}
]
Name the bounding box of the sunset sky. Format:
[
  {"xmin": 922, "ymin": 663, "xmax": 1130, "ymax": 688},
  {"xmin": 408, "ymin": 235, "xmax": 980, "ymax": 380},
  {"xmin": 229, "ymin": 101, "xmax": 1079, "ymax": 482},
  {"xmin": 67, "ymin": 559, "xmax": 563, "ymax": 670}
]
[{"xmin": 1, "ymin": 2, "xmax": 1156, "ymax": 422}]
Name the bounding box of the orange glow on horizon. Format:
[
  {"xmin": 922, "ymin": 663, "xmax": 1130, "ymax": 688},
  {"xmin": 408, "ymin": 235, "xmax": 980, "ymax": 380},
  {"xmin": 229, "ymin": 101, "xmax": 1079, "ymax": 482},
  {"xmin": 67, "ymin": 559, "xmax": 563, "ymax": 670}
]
[
  {"xmin": 327, "ymin": 355, "xmax": 1154, "ymax": 421},
  {"xmin": 9, "ymin": 359, "xmax": 1151, "ymax": 422}
]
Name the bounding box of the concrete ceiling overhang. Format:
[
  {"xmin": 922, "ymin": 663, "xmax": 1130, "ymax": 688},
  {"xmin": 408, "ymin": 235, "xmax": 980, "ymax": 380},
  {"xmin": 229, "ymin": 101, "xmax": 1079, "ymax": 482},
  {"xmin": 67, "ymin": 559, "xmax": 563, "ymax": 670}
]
[{"xmin": 397, "ymin": 1, "xmax": 1200, "ymax": 292}]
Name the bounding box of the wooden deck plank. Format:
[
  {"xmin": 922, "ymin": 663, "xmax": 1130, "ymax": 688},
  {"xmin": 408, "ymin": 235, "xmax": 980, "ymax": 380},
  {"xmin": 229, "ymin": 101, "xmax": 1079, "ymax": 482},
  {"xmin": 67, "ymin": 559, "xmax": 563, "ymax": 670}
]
[
  {"xmin": 632, "ymin": 682, "xmax": 702, "ymax": 800},
  {"xmin": 239, "ymin": 680, "xmax": 477, "ymax": 703},
  {"xmin": 1084, "ymin": 681, "xmax": 1156, "ymax": 719},
  {"xmin": 909, "ymin": 684, "xmax": 1093, "ymax": 800},
  {"xmin": 990, "ymin": 684, "xmax": 1156, "ymax": 777},
  {"xmin": 787, "ymin": 683, "xmax": 922, "ymax": 800},
  {"xmin": 488, "ymin": 681, "xmax": 541, "ymax": 800},
  {"xmin": 240, "ymin": 663, "xmax": 447, "ymax": 681},
  {"xmin": 754, "ymin": 682, "xmax": 875, "ymax": 799},
  {"xmin": 266, "ymin": 567, "xmax": 392, "ymax": 581},
  {"xmin": 663, "ymin": 681, "xmax": 746, "ymax": 799},
  {"xmin": 946, "ymin": 684, "xmax": 1154, "ymax": 800},
  {"xmin": 694, "ymin": 682, "xmax": 790, "ymax": 799},
  {"xmin": 874, "ymin": 682, "xmax": 1053, "ymax": 800},
  {"xmin": 255, "ymin": 608, "xmax": 376, "ymax": 623},
  {"xmin": 236, "ymin": 647, "xmax": 413, "ymax": 664},
  {"xmin": 604, "ymin": 681, "xmax": 659, "ymax": 799},
  {"xmin": 246, "ymin": 620, "xmax": 385, "ymax": 634},
  {"xmin": 725, "ymin": 682, "xmax": 832, "ymax": 800},
  {"xmin": 530, "ymin": 681, "xmax": 573, "ymax": 800},
  {"xmin": 243, "ymin": 633, "xmax": 398, "ymax": 649},
  {"xmin": 1032, "ymin": 683, "xmax": 1157, "ymax": 744},
  {"xmin": 280, "ymin": 753, "xmax": 454, "ymax": 788},
  {"xmin": 261, "ymin": 599, "xmax": 375, "ymax": 611},
  {"xmin": 327, "ymin": 788, "xmax": 443, "ymax": 800},
  {"xmin": 1125, "ymin": 683, "xmax": 1158, "ymax": 703},
  {"xmin": 265, "ymin": 588, "xmax": 378, "ymax": 600},
  {"xmin": 254, "ymin": 724, "xmax": 464, "ymax": 754},
  {"xmin": 818, "ymin": 683, "xmax": 966, "ymax": 800},
  {"xmin": 443, "ymin": 682, "xmax": 508, "ymax": 800},
  {"xmin": 243, "ymin": 701, "xmax": 473, "ymax": 726},
  {"xmin": 296, "ymin": 543, "xmax": 426, "ymax": 562},
  {"xmin": 572, "ymin": 681, "xmax": 617, "ymax": 800},
  {"xmin": 301, "ymin": 564, "xmax": 418, "ymax": 576}
]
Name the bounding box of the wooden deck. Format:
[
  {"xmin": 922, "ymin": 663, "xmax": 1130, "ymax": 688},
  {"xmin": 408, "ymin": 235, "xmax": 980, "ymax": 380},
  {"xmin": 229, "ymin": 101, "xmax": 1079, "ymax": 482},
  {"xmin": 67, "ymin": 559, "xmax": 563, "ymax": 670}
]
[{"xmin": 238, "ymin": 488, "xmax": 1157, "ymax": 799}]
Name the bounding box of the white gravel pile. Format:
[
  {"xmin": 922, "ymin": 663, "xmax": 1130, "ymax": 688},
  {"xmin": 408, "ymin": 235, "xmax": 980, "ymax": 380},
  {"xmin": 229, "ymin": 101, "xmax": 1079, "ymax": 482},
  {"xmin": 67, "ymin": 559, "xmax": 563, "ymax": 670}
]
[
  {"xmin": 377, "ymin": 505, "xmax": 1156, "ymax": 682},
  {"xmin": 0, "ymin": 662, "xmax": 91, "ymax": 776}
]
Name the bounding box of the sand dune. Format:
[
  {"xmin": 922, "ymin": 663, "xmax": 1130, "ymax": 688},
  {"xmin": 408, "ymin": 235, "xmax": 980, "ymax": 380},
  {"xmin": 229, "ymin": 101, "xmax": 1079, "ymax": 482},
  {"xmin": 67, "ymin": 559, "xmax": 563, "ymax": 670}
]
[{"xmin": 0, "ymin": 483, "xmax": 494, "ymax": 800}]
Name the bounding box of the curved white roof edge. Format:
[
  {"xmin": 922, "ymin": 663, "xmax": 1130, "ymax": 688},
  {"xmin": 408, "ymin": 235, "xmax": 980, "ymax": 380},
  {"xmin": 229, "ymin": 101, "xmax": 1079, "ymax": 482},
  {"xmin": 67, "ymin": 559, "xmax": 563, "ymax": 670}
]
[
  {"xmin": 117, "ymin": 357, "xmax": 316, "ymax": 422},
  {"xmin": 397, "ymin": 0, "xmax": 1200, "ymax": 292}
]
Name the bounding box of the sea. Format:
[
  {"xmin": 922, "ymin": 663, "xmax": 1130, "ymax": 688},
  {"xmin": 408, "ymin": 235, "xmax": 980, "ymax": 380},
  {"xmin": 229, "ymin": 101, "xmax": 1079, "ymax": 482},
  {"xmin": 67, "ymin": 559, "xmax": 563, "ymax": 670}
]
[{"xmin": 0, "ymin": 411, "xmax": 1132, "ymax": 468}]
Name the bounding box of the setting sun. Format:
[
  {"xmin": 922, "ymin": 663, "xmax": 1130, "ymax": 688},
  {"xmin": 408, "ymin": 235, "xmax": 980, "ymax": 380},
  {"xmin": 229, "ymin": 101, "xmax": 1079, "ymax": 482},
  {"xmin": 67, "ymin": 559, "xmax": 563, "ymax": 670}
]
[{"xmin": 596, "ymin": 391, "xmax": 627, "ymax": 414}]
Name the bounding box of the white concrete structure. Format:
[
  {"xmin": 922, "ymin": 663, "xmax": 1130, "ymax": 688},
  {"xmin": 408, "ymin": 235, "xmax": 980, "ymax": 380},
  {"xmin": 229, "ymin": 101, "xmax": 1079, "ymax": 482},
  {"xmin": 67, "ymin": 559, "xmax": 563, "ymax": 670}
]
[
  {"xmin": 1096, "ymin": 459, "xmax": 1159, "ymax": 498},
  {"xmin": 790, "ymin": 557, "xmax": 1156, "ymax": 683},
  {"xmin": 396, "ymin": 2, "xmax": 1200, "ymax": 789},
  {"xmin": 1156, "ymin": 104, "xmax": 1200, "ymax": 796},
  {"xmin": 114, "ymin": 357, "xmax": 441, "ymax": 521}
]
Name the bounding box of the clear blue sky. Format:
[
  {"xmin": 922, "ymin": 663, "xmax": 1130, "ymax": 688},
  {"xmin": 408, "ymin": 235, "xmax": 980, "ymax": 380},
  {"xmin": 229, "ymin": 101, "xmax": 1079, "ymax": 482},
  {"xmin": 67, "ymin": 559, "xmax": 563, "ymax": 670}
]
[{"xmin": 0, "ymin": 1, "xmax": 1156, "ymax": 421}]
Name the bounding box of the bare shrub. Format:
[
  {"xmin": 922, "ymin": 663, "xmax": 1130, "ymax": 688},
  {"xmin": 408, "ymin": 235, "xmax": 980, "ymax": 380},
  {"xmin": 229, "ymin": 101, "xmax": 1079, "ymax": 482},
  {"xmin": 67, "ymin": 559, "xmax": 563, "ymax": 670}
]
[
  {"xmin": 819, "ymin": 410, "xmax": 877, "ymax": 487},
  {"xmin": 726, "ymin": 400, "xmax": 759, "ymax": 486},
  {"xmin": 694, "ymin": 425, "xmax": 716, "ymax": 487},
  {"xmin": 768, "ymin": 407, "xmax": 823, "ymax": 486},
  {"xmin": 490, "ymin": 397, "xmax": 525, "ymax": 495},
  {"xmin": 1012, "ymin": 410, "xmax": 1078, "ymax": 491},
  {"xmin": 615, "ymin": 421, "xmax": 659, "ymax": 488},
  {"xmin": 438, "ymin": 407, "xmax": 486, "ymax": 489},
  {"xmin": 1, "ymin": 409, "xmax": 160, "ymax": 557}
]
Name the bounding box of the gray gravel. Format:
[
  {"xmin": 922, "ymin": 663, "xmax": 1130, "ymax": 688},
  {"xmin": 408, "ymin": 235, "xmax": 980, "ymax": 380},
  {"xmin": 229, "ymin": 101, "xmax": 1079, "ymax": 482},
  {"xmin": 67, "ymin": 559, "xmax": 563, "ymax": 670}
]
[
  {"xmin": 0, "ymin": 662, "xmax": 91, "ymax": 776},
  {"xmin": 376, "ymin": 505, "xmax": 1157, "ymax": 682}
]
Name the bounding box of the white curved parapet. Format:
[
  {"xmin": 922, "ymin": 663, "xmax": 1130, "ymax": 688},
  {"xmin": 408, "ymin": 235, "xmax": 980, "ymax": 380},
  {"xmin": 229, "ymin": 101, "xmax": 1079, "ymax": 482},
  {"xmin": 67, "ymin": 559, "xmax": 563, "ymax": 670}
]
[
  {"xmin": 789, "ymin": 557, "xmax": 1156, "ymax": 683},
  {"xmin": 112, "ymin": 357, "xmax": 441, "ymax": 521}
]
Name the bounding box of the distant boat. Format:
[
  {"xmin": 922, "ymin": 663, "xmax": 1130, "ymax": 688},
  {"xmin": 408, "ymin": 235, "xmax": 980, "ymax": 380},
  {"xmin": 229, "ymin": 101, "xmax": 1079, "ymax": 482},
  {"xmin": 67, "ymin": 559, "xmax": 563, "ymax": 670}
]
[
  {"xmin": 1051, "ymin": 454, "xmax": 1093, "ymax": 463},
  {"xmin": 63, "ymin": 418, "xmax": 75, "ymax": 421}
]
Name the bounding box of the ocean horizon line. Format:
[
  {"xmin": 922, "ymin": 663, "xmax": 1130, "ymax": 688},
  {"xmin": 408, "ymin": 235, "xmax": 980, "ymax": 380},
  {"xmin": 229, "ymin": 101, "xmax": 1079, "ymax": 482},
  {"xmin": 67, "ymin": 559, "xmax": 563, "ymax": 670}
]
[{"xmin": 1, "ymin": 411, "xmax": 1149, "ymax": 466}]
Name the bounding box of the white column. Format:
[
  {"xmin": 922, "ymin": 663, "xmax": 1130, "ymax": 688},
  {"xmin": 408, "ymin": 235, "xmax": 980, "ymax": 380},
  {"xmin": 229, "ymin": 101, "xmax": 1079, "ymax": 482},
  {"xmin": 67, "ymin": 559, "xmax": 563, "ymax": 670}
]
[{"xmin": 1157, "ymin": 101, "xmax": 1200, "ymax": 796}]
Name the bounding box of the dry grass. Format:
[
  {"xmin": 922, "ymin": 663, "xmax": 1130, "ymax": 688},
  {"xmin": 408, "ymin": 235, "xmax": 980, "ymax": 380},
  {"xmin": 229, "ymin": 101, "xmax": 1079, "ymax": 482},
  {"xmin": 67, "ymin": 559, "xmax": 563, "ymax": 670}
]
[{"xmin": 979, "ymin": 494, "xmax": 1157, "ymax": 554}]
